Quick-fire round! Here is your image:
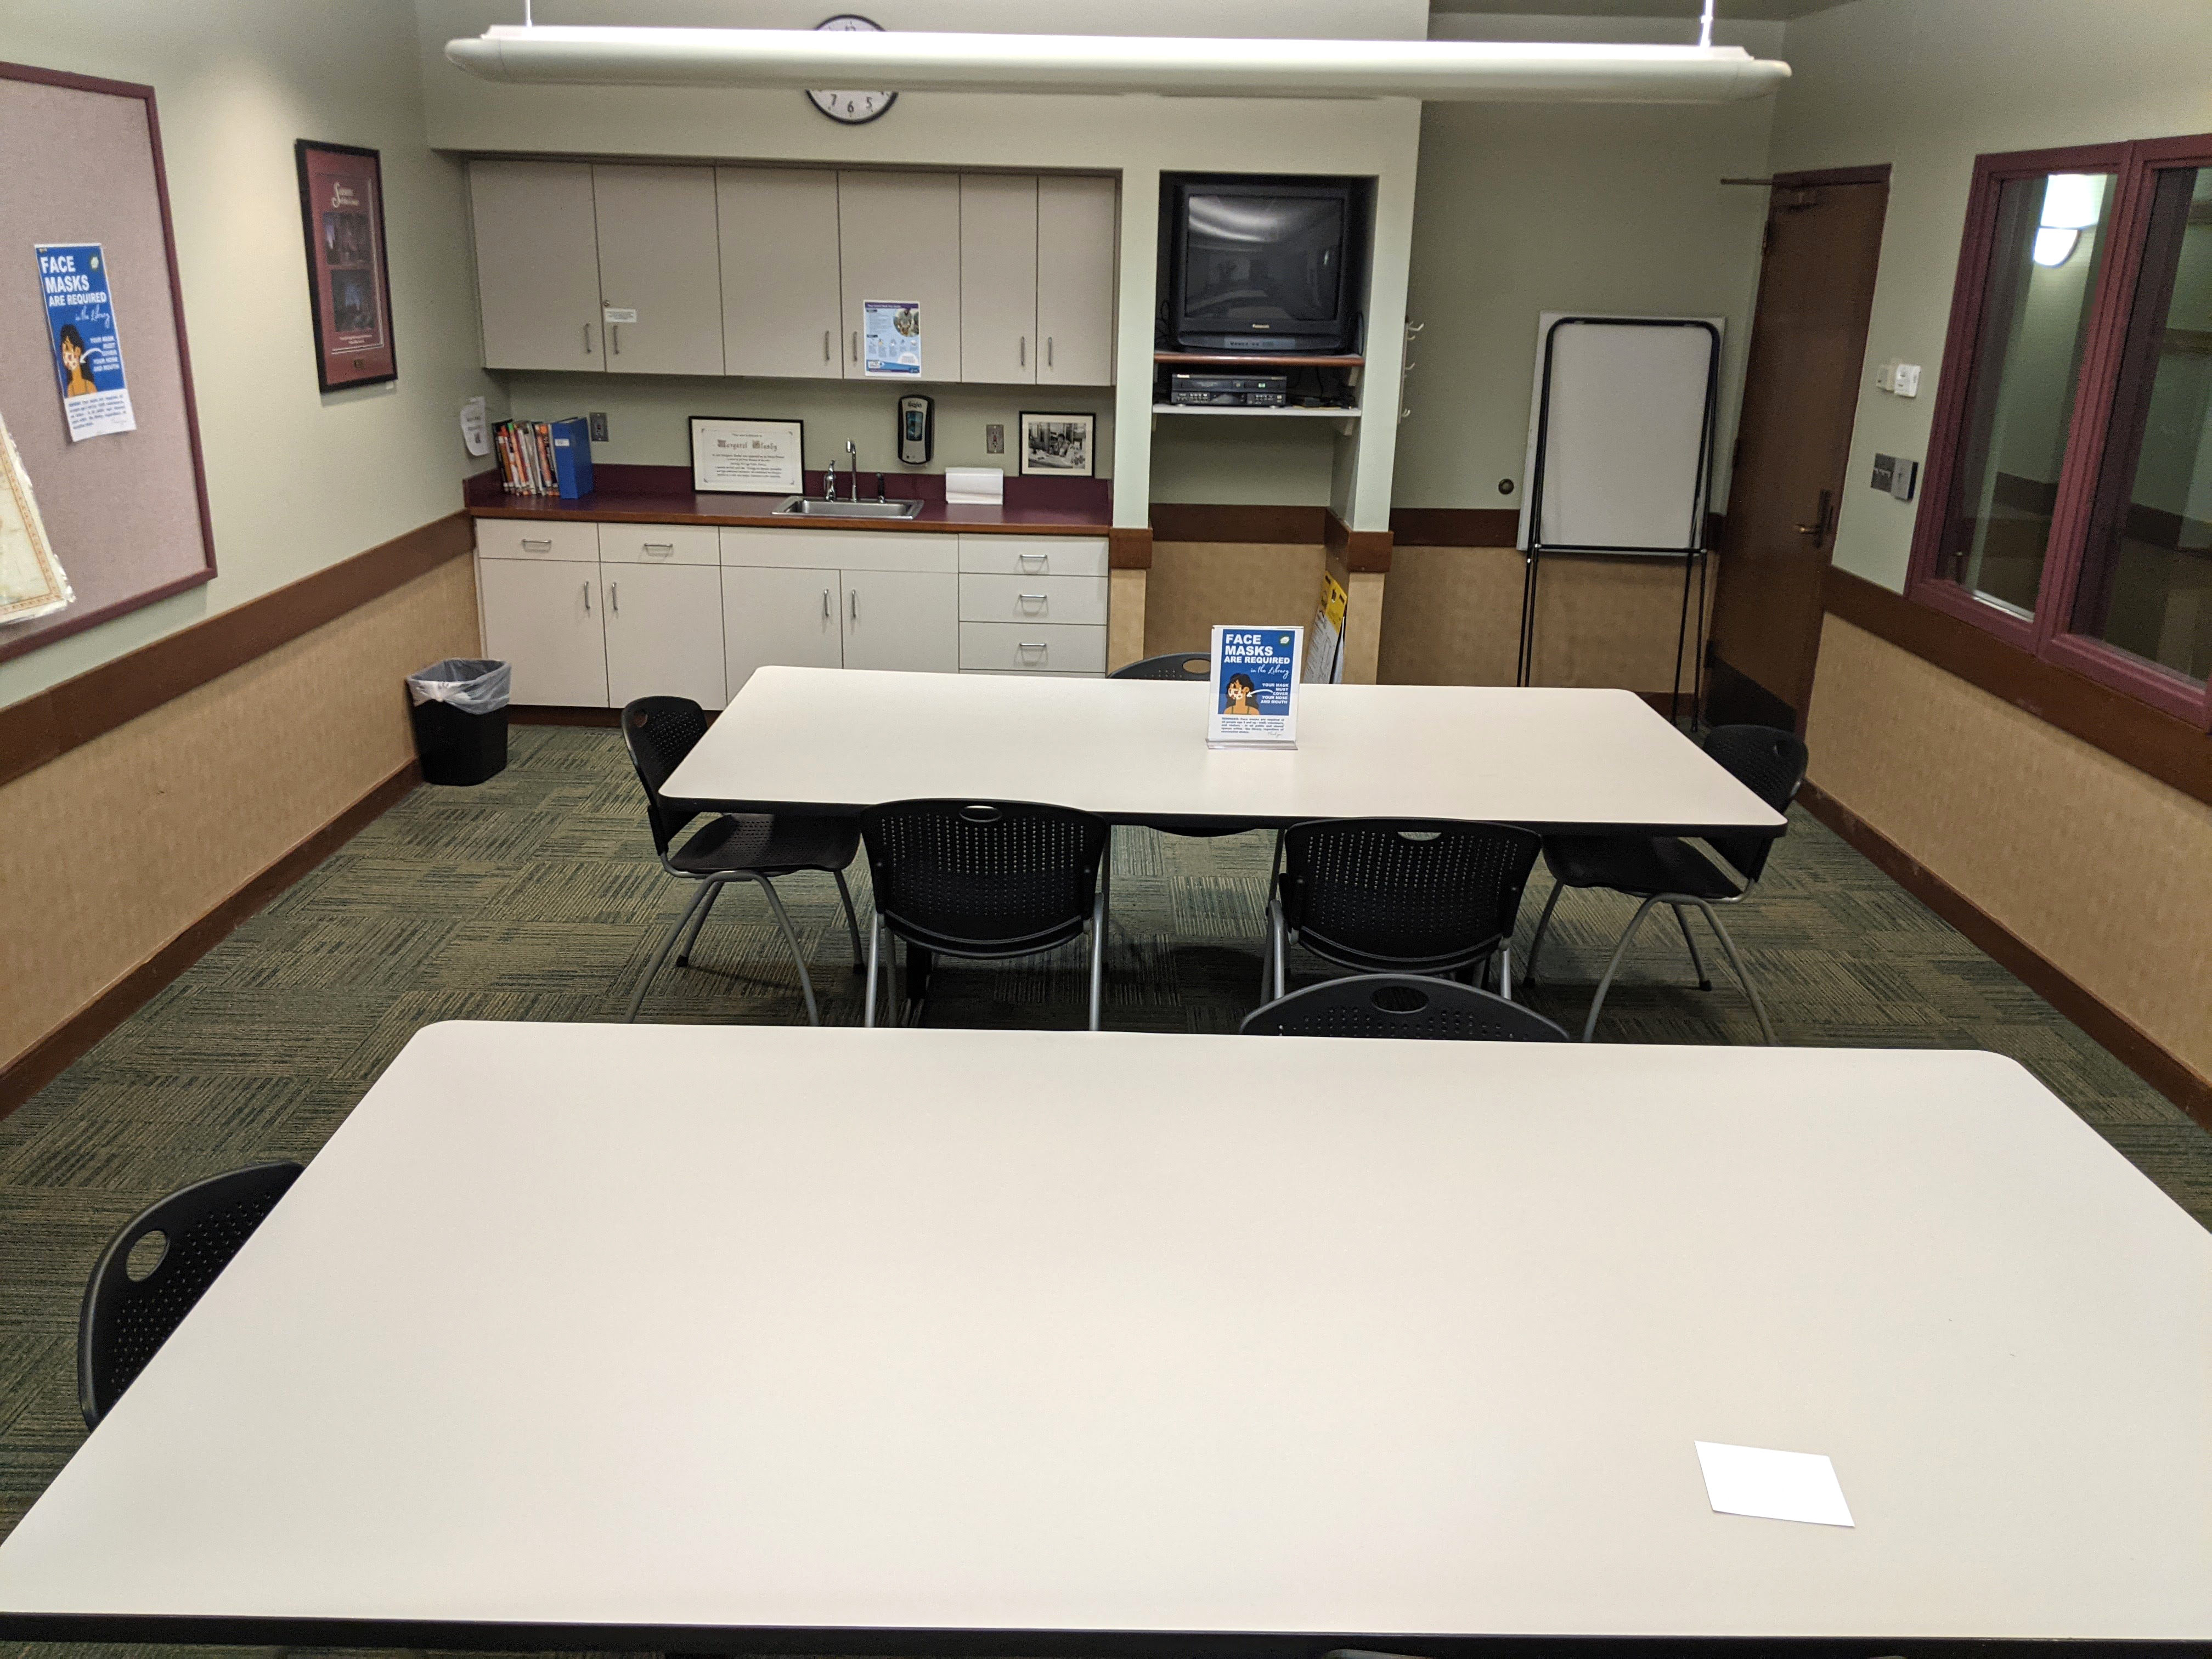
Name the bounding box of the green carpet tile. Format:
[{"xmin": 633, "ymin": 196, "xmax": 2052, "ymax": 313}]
[{"xmin": 4, "ymin": 721, "xmax": 2209, "ymax": 1659}]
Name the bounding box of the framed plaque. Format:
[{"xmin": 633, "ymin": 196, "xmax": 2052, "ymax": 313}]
[
  {"xmin": 295, "ymin": 140, "xmax": 397, "ymax": 392},
  {"xmin": 691, "ymin": 416, "xmax": 805, "ymax": 494}
]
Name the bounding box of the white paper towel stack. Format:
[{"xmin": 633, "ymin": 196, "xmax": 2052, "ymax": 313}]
[{"xmin": 945, "ymin": 466, "xmax": 1005, "ymax": 505}]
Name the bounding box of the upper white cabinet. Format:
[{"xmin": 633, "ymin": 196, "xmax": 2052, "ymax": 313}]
[
  {"xmin": 470, "ymin": 161, "xmax": 605, "ymax": 371},
  {"xmin": 837, "ymin": 171, "xmax": 962, "ymax": 382},
  {"xmin": 1037, "ymin": 176, "xmax": 1118, "ymax": 386},
  {"xmin": 592, "ymin": 165, "xmax": 724, "ymax": 376},
  {"xmin": 719, "ymin": 167, "xmax": 843, "ymax": 379},
  {"xmin": 960, "ymin": 175, "xmax": 1039, "ymax": 385}
]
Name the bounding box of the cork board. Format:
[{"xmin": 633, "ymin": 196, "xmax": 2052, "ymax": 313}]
[{"xmin": 0, "ymin": 61, "xmax": 215, "ymax": 664}]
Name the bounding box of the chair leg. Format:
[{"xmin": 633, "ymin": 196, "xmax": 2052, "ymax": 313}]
[
  {"xmin": 1693, "ymin": 902, "xmax": 1778, "ymax": 1046},
  {"xmin": 864, "ymin": 913, "xmax": 882, "ymax": 1028},
  {"xmin": 1269, "ymin": 897, "xmax": 1289, "ymax": 1001},
  {"xmin": 675, "ymin": 879, "xmax": 725, "ymax": 967},
  {"xmin": 1671, "ymin": 903, "xmax": 1713, "ymax": 991},
  {"xmin": 754, "ymin": 876, "xmax": 820, "ymax": 1028},
  {"xmin": 1087, "ymin": 881, "xmax": 1107, "ymax": 1032},
  {"xmin": 1498, "ymin": 941, "xmax": 1513, "ymax": 1002},
  {"xmin": 1581, "ymin": 894, "xmax": 1663, "ymax": 1043},
  {"xmin": 627, "ymin": 882, "xmax": 712, "ymax": 1024},
  {"xmin": 833, "ymin": 868, "xmax": 865, "ymax": 972},
  {"xmin": 1525, "ymin": 881, "xmax": 1565, "ymax": 985}
]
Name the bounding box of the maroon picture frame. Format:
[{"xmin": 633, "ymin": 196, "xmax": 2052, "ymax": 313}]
[{"xmin": 295, "ymin": 139, "xmax": 397, "ymax": 393}]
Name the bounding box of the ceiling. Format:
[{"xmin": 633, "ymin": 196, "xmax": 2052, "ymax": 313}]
[{"xmin": 1430, "ymin": 0, "xmax": 1852, "ymax": 18}]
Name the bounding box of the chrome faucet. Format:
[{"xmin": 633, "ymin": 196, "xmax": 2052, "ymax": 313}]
[
  {"xmin": 844, "ymin": 438, "xmax": 860, "ymax": 501},
  {"xmin": 820, "ymin": 455, "xmax": 837, "ymax": 499}
]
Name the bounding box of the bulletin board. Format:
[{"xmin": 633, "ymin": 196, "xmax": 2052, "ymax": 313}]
[{"xmin": 0, "ymin": 61, "xmax": 216, "ymax": 665}]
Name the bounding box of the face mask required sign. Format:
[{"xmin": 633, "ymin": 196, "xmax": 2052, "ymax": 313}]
[
  {"xmin": 1209, "ymin": 623, "xmax": 1303, "ymax": 751},
  {"xmin": 35, "ymin": 242, "xmax": 135, "ymax": 442}
]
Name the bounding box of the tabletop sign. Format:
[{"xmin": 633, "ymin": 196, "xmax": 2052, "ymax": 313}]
[
  {"xmin": 1208, "ymin": 623, "xmax": 1302, "ymax": 751},
  {"xmin": 690, "ymin": 416, "xmax": 804, "ymax": 495}
]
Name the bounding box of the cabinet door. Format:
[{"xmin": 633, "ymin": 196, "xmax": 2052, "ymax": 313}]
[
  {"xmin": 477, "ymin": 557, "xmax": 608, "ymax": 708},
  {"xmin": 719, "ymin": 167, "xmax": 843, "ymax": 379},
  {"xmin": 838, "ymin": 171, "xmax": 961, "ymax": 381},
  {"xmin": 1036, "ymin": 176, "xmax": 1118, "ymax": 385},
  {"xmin": 469, "ymin": 161, "xmax": 604, "ymax": 371},
  {"xmin": 960, "ymin": 174, "xmax": 1037, "ymax": 384},
  {"xmin": 592, "ymin": 165, "xmax": 723, "ymax": 376},
  {"xmin": 724, "ymin": 565, "xmax": 845, "ymax": 696},
  {"xmin": 604, "ymin": 562, "xmax": 727, "ymax": 711},
  {"xmin": 841, "ymin": 569, "xmax": 959, "ymax": 674}
]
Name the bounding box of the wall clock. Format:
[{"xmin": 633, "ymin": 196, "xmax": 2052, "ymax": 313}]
[{"xmin": 806, "ymin": 15, "xmax": 896, "ymax": 125}]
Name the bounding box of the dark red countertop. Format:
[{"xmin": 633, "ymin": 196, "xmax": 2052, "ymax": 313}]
[{"xmin": 464, "ymin": 465, "xmax": 1112, "ymax": 537}]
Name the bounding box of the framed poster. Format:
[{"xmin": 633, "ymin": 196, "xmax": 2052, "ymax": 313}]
[
  {"xmin": 0, "ymin": 409, "xmax": 72, "ymax": 624},
  {"xmin": 691, "ymin": 416, "xmax": 805, "ymax": 494},
  {"xmin": 295, "ymin": 139, "xmax": 397, "ymax": 392},
  {"xmin": 1019, "ymin": 410, "xmax": 1095, "ymax": 477}
]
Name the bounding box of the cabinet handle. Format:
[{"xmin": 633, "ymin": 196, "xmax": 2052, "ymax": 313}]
[
  {"xmin": 610, "ymin": 581, "xmax": 619, "ymax": 616},
  {"xmin": 850, "ymin": 589, "xmax": 859, "ymax": 622},
  {"xmin": 582, "ymin": 323, "xmax": 594, "ymax": 355},
  {"xmin": 642, "ymin": 541, "xmax": 674, "ymax": 552},
  {"xmin": 1018, "ymin": 641, "xmax": 1048, "ymax": 653},
  {"xmin": 582, "ymin": 580, "xmax": 591, "ymax": 614},
  {"xmin": 851, "ymin": 331, "xmax": 859, "ymax": 362},
  {"xmin": 1047, "ymin": 336, "xmax": 1054, "ymax": 369},
  {"xmin": 822, "ymin": 588, "xmax": 831, "ymax": 619},
  {"xmin": 521, "ymin": 537, "xmax": 552, "ymax": 551},
  {"xmin": 611, "ymin": 322, "xmax": 621, "ymax": 356},
  {"xmin": 1019, "ymin": 336, "xmax": 1026, "ymax": 368},
  {"xmin": 823, "ymin": 329, "xmax": 832, "ymax": 362}
]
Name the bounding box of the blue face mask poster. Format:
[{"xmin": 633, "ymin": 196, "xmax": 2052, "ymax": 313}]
[
  {"xmin": 36, "ymin": 243, "xmax": 136, "ymax": 442},
  {"xmin": 1208, "ymin": 624, "xmax": 1304, "ymax": 751}
]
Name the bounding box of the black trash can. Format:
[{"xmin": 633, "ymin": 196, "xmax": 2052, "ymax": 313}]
[{"xmin": 405, "ymin": 658, "xmax": 511, "ymax": 786}]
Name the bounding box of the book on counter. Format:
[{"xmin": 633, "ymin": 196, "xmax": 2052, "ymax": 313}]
[
  {"xmin": 1207, "ymin": 623, "xmax": 1303, "ymax": 751},
  {"xmin": 494, "ymin": 416, "xmax": 592, "ymax": 500}
]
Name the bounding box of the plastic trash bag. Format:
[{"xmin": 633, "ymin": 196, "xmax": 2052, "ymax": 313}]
[{"xmin": 404, "ymin": 658, "xmax": 511, "ymax": 715}]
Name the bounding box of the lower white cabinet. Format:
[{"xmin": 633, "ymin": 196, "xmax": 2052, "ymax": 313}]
[
  {"xmin": 723, "ymin": 565, "xmax": 846, "ymax": 695},
  {"xmin": 605, "ymin": 560, "xmax": 726, "ymax": 710},
  {"xmin": 842, "ymin": 569, "xmax": 960, "ymax": 673},
  {"xmin": 478, "ymin": 557, "xmax": 608, "ymax": 708}
]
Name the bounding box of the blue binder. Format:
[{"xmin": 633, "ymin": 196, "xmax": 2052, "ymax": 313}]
[{"xmin": 548, "ymin": 416, "xmax": 594, "ymax": 500}]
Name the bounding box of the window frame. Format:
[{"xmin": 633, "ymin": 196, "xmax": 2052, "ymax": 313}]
[{"xmin": 1908, "ymin": 134, "xmax": 2212, "ymax": 731}]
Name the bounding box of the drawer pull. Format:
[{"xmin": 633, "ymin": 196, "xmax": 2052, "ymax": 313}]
[
  {"xmin": 1018, "ymin": 592, "xmax": 1048, "ymax": 606},
  {"xmin": 1018, "ymin": 641, "xmax": 1048, "ymax": 652},
  {"xmin": 1017, "ymin": 552, "xmax": 1048, "ymax": 568},
  {"xmin": 582, "ymin": 580, "xmax": 591, "ymax": 614},
  {"xmin": 610, "ymin": 581, "xmax": 620, "ymax": 616},
  {"xmin": 642, "ymin": 541, "xmax": 675, "ymax": 552},
  {"xmin": 521, "ymin": 538, "xmax": 553, "ymax": 551}
]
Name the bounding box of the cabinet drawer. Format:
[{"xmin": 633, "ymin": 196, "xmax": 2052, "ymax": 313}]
[
  {"xmin": 957, "ymin": 534, "xmax": 1109, "ymax": 577},
  {"xmin": 958, "ymin": 572, "xmax": 1108, "ymax": 625},
  {"xmin": 599, "ymin": 522, "xmax": 718, "ymax": 566},
  {"xmin": 721, "ymin": 527, "xmax": 958, "ymax": 573},
  {"xmin": 959, "ymin": 621, "xmax": 1107, "ymax": 675},
  {"xmin": 475, "ymin": 518, "xmax": 600, "ymax": 562}
]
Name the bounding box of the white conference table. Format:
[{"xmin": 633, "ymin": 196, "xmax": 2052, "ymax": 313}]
[
  {"xmin": 664, "ymin": 668, "xmax": 1788, "ymax": 837},
  {"xmin": 2, "ymin": 1021, "xmax": 2207, "ymax": 1653}
]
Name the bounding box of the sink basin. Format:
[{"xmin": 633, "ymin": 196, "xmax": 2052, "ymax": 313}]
[{"xmin": 775, "ymin": 496, "xmax": 923, "ymax": 519}]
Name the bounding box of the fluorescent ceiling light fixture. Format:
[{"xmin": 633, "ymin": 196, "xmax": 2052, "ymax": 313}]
[
  {"xmin": 2032, "ymin": 173, "xmax": 2107, "ymax": 267},
  {"xmin": 2031, "ymin": 227, "xmax": 2079, "ymax": 268},
  {"xmin": 446, "ymin": 27, "xmax": 1790, "ymax": 104}
]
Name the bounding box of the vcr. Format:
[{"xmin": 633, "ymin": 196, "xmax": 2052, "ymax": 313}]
[{"xmin": 1169, "ymin": 373, "xmax": 1288, "ymax": 408}]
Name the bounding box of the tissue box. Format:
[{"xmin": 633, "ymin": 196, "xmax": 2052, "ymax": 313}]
[{"xmin": 945, "ymin": 466, "xmax": 1004, "ymax": 505}]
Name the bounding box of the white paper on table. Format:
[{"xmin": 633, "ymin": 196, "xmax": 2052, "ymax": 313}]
[{"xmin": 1695, "ymin": 1441, "xmax": 1854, "ymax": 1527}]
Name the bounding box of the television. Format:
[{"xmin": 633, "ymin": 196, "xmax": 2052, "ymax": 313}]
[{"xmin": 1167, "ymin": 178, "xmax": 1361, "ymax": 355}]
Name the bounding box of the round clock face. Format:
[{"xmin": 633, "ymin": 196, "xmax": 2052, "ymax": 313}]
[{"xmin": 808, "ymin": 15, "xmax": 896, "ymax": 125}]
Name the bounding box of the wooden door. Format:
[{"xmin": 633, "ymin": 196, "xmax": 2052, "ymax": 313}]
[
  {"xmin": 723, "ymin": 565, "xmax": 845, "ymax": 696},
  {"xmin": 468, "ymin": 161, "xmax": 604, "ymax": 371},
  {"xmin": 719, "ymin": 167, "xmax": 843, "ymax": 379},
  {"xmin": 477, "ymin": 557, "xmax": 608, "ymax": 708},
  {"xmin": 960, "ymin": 174, "xmax": 1038, "ymax": 384},
  {"xmin": 1707, "ymin": 172, "xmax": 1888, "ymax": 730},
  {"xmin": 1036, "ymin": 176, "xmax": 1118, "ymax": 385},
  {"xmin": 840, "ymin": 569, "xmax": 960, "ymax": 673},
  {"xmin": 603, "ymin": 561, "xmax": 727, "ymax": 710},
  {"xmin": 838, "ymin": 171, "xmax": 961, "ymax": 381},
  {"xmin": 592, "ymin": 165, "xmax": 724, "ymax": 376}
]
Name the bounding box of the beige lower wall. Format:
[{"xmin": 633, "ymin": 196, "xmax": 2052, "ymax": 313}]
[
  {"xmin": 1144, "ymin": 541, "xmax": 1327, "ymax": 657},
  {"xmin": 0, "ymin": 557, "xmax": 481, "ymax": 1073},
  {"xmin": 1806, "ymin": 616, "xmax": 2212, "ymax": 1086}
]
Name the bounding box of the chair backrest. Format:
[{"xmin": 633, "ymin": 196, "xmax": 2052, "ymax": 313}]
[
  {"xmin": 622, "ymin": 696, "xmax": 712, "ymax": 857},
  {"xmin": 860, "ymin": 799, "xmax": 1108, "ymax": 956},
  {"xmin": 1242, "ymin": 973, "xmax": 1570, "ymax": 1041},
  {"xmin": 1280, "ymin": 819, "xmax": 1542, "ymax": 972},
  {"xmin": 1110, "ymin": 651, "xmax": 1211, "ymax": 681},
  {"xmin": 1702, "ymin": 723, "xmax": 1809, "ymax": 884},
  {"xmin": 80, "ymin": 1161, "xmax": 303, "ymax": 1427}
]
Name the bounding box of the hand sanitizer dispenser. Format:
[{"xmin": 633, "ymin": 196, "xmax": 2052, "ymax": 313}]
[{"xmin": 898, "ymin": 394, "xmax": 934, "ymax": 466}]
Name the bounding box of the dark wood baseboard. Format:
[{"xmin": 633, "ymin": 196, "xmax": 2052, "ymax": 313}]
[
  {"xmin": 1324, "ymin": 510, "xmax": 1393, "ymax": 574},
  {"xmin": 1149, "ymin": 503, "xmax": 1327, "ymax": 545},
  {"xmin": 511, "ymin": 705, "xmax": 623, "ymax": 727},
  {"xmin": 0, "ymin": 760, "xmax": 421, "ymax": 1122},
  {"xmin": 1798, "ymin": 778, "xmax": 2212, "ymax": 1131},
  {"xmin": 1108, "ymin": 527, "xmax": 1152, "ymax": 571}
]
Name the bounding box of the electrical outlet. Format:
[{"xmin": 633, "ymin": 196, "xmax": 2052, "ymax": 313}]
[
  {"xmin": 985, "ymin": 423, "xmax": 1004, "ymax": 455},
  {"xmin": 1874, "ymin": 361, "xmax": 1896, "ymax": 392},
  {"xmin": 588, "ymin": 411, "xmax": 609, "ymax": 442}
]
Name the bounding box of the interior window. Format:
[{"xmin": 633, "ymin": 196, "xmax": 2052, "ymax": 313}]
[
  {"xmin": 2067, "ymin": 166, "xmax": 2212, "ymax": 684},
  {"xmin": 1936, "ymin": 172, "xmax": 2115, "ymax": 616}
]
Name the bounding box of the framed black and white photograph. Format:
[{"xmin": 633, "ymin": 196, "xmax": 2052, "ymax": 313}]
[{"xmin": 1019, "ymin": 411, "xmax": 1095, "ymax": 478}]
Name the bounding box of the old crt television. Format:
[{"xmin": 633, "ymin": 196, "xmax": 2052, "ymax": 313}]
[{"xmin": 1167, "ymin": 178, "xmax": 1359, "ymax": 354}]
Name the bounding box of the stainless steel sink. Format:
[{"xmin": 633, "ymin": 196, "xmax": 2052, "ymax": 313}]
[{"xmin": 775, "ymin": 496, "xmax": 923, "ymax": 518}]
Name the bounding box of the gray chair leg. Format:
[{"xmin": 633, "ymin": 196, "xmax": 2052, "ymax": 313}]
[
  {"xmin": 864, "ymin": 913, "xmax": 882, "ymax": 1028},
  {"xmin": 1525, "ymin": 881, "xmax": 1565, "ymax": 984},
  {"xmin": 1692, "ymin": 901, "xmax": 1777, "ymax": 1046},
  {"xmin": 833, "ymin": 868, "xmax": 866, "ymax": 971},
  {"xmin": 754, "ymin": 876, "xmax": 820, "ymax": 1027},
  {"xmin": 1087, "ymin": 881, "xmax": 1107, "ymax": 1032},
  {"xmin": 676, "ymin": 879, "xmax": 725, "ymax": 967},
  {"xmin": 1581, "ymin": 894, "xmax": 1663, "ymax": 1042},
  {"xmin": 1269, "ymin": 897, "xmax": 1289, "ymax": 1001},
  {"xmin": 627, "ymin": 882, "xmax": 713, "ymax": 1023},
  {"xmin": 1497, "ymin": 941, "xmax": 1513, "ymax": 1002},
  {"xmin": 1671, "ymin": 902, "xmax": 1713, "ymax": 991}
]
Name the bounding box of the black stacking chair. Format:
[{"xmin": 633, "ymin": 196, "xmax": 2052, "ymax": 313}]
[
  {"xmin": 1110, "ymin": 651, "xmax": 1212, "ymax": 681},
  {"xmin": 1265, "ymin": 820, "xmax": 1543, "ymax": 1002},
  {"xmin": 623, "ymin": 697, "xmax": 864, "ymax": 1026},
  {"xmin": 1242, "ymin": 973, "xmax": 1570, "ymax": 1041},
  {"xmin": 860, "ymin": 799, "xmax": 1110, "ymax": 1030},
  {"xmin": 80, "ymin": 1161, "xmax": 302, "ymax": 1428},
  {"xmin": 1525, "ymin": 723, "xmax": 1809, "ymax": 1045}
]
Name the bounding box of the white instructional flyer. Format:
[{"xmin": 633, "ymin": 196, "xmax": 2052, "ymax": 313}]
[{"xmin": 862, "ymin": 299, "xmax": 922, "ymax": 376}]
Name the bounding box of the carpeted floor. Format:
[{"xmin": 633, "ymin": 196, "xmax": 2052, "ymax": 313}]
[{"xmin": 3, "ymin": 721, "xmax": 2209, "ymax": 1659}]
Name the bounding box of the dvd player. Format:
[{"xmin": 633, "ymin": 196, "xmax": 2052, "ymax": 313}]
[{"xmin": 1169, "ymin": 373, "xmax": 1288, "ymax": 408}]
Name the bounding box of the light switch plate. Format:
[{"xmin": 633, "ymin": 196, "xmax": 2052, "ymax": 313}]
[
  {"xmin": 1894, "ymin": 362, "xmax": 1922, "ymax": 397},
  {"xmin": 985, "ymin": 424, "xmax": 1005, "ymax": 455},
  {"xmin": 588, "ymin": 411, "xmax": 609, "ymax": 443},
  {"xmin": 1872, "ymin": 453, "xmax": 1918, "ymax": 501},
  {"xmin": 1874, "ymin": 360, "xmax": 1896, "ymax": 392}
]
